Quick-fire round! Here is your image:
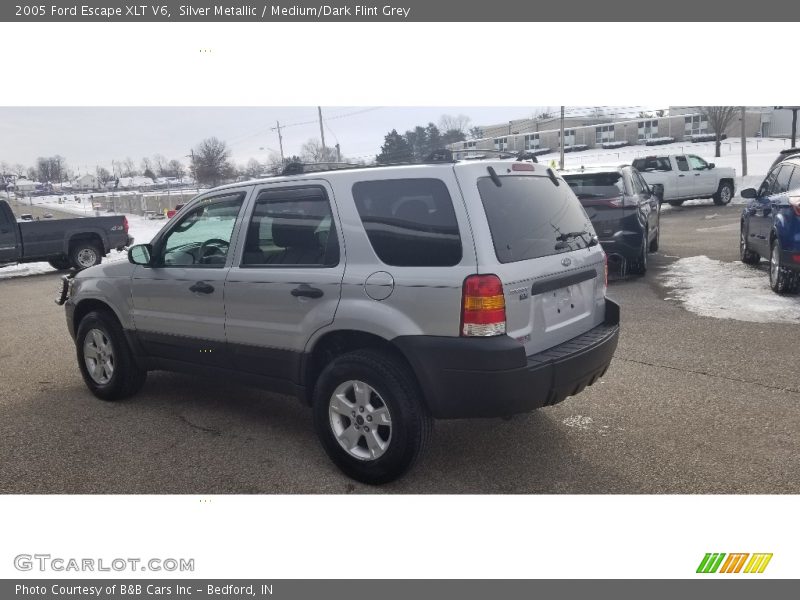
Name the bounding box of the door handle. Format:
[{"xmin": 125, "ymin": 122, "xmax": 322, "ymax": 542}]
[
  {"xmin": 291, "ymin": 284, "xmax": 324, "ymax": 299},
  {"xmin": 678, "ymin": 174, "xmax": 685, "ymax": 177},
  {"xmin": 189, "ymin": 281, "xmax": 215, "ymax": 294},
  {"xmin": 0, "ymin": 228, "xmax": 9, "ymax": 233}
]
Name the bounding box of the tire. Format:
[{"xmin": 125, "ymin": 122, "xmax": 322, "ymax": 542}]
[
  {"xmin": 629, "ymin": 235, "xmax": 648, "ymax": 275},
  {"xmin": 75, "ymin": 310, "xmax": 147, "ymax": 401},
  {"xmin": 70, "ymin": 241, "xmax": 102, "ymax": 270},
  {"xmin": 740, "ymin": 224, "xmax": 760, "ymax": 265},
  {"xmin": 713, "ymin": 181, "xmax": 734, "ymax": 206},
  {"xmin": 668, "ymin": 199, "xmax": 685, "ymax": 207},
  {"xmin": 312, "ymin": 349, "xmax": 432, "ymax": 485},
  {"xmin": 769, "ymin": 238, "xmax": 798, "ymax": 294},
  {"xmin": 48, "ymin": 257, "xmax": 72, "ymax": 270}
]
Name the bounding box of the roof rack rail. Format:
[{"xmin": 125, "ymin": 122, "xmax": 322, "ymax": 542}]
[
  {"xmin": 431, "ymin": 148, "xmax": 539, "ymax": 163},
  {"xmin": 280, "ymin": 161, "xmax": 361, "ymax": 176}
]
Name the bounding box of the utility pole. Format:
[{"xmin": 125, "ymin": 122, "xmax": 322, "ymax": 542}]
[
  {"xmin": 318, "ymin": 106, "xmax": 327, "ymax": 156},
  {"xmin": 335, "ymin": 143, "xmax": 341, "ymax": 162},
  {"xmin": 271, "ymin": 121, "xmax": 285, "ymax": 162},
  {"xmin": 740, "ymin": 106, "xmax": 747, "ymax": 177},
  {"xmin": 559, "ymin": 106, "xmax": 565, "ymax": 169}
]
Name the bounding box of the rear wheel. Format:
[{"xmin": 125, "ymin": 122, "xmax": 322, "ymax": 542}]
[
  {"xmin": 668, "ymin": 199, "xmax": 685, "ymax": 207},
  {"xmin": 713, "ymin": 182, "xmax": 734, "ymax": 206},
  {"xmin": 76, "ymin": 310, "xmax": 146, "ymax": 401},
  {"xmin": 312, "ymin": 349, "xmax": 432, "ymax": 485},
  {"xmin": 769, "ymin": 238, "xmax": 798, "ymax": 294},
  {"xmin": 48, "ymin": 257, "xmax": 72, "ymax": 270},
  {"xmin": 629, "ymin": 236, "xmax": 648, "ymax": 275},
  {"xmin": 740, "ymin": 224, "xmax": 760, "ymax": 265},
  {"xmin": 70, "ymin": 241, "xmax": 102, "ymax": 270}
]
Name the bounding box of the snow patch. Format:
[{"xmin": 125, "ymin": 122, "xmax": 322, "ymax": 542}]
[
  {"xmin": 661, "ymin": 255, "xmax": 800, "ymax": 324},
  {"xmin": 563, "ymin": 415, "xmax": 593, "ymax": 430}
]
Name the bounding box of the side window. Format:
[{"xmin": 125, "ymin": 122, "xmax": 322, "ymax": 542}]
[
  {"xmin": 241, "ymin": 186, "xmax": 339, "ymax": 267},
  {"xmin": 629, "ymin": 171, "xmax": 643, "ymax": 194},
  {"xmin": 760, "ymin": 167, "xmax": 781, "ymax": 197},
  {"xmin": 687, "ymin": 155, "xmax": 708, "ymax": 170},
  {"xmin": 634, "ymin": 171, "xmax": 650, "ymax": 194},
  {"xmin": 158, "ymin": 192, "xmax": 245, "ymax": 268},
  {"xmin": 0, "ymin": 205, "xmax": 8, "ymax": 227},
  {"xmin": 774, "ymin": 165, "xmax": 794, "ymax": 194},
  {"xmin": 352, "ymin": 178, "xmax": 462, "ymax": 267},
  {"xmin": 788, "ymin": 166, "xmax": 800, "ymax": 192},
  {"xmin": 675, "ymin": 156, "xmax": 690, "ymax": 172}
]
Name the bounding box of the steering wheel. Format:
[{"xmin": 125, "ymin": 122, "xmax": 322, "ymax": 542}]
[{"xmin": 198, "ymin": 238, "xmax": 230, "ymax": 263}]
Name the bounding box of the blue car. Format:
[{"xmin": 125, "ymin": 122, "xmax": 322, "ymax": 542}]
[{"xmin": 740, "ymin": 150, "xmax": 800, "ymax": 293}]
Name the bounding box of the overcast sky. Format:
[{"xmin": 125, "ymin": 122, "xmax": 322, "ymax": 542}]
[{"xmin": 0, "ymin": 106, "xmax": 650, "ymax": 174}]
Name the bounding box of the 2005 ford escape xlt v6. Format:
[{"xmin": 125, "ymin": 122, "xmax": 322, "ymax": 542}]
[{"xmin": 59, "ymin": 155, "xmax": 620, "ymax": 484}]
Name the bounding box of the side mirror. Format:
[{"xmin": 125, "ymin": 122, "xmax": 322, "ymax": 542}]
[
  {"xmin": 128, "ymin": 243, "xmax": 153, "ymax": 266},
  {"xmin": 741, "ymin": 188, "xmax": 757, "ymax": 199},
  {"xmin": 708, "ymin": 163, "xmax": 715, "ymax": 169},
  {"xmin": 651, "ymin": 183, "xmax": 665, "ymax": 202}
]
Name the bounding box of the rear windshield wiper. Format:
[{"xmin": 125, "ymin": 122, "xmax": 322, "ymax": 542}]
[{"xmin": 555, "ymin": 230, "xmax": 599, "ymax": 250}]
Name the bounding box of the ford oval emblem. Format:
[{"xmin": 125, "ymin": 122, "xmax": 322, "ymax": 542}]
[{"xmin": 561, "ymin": 257, "xmax": 572, "ymax": 267}]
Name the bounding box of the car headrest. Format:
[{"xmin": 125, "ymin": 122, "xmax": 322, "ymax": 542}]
[{"xmin": 271, "ymin": 214, "xmax": 324, "ymax": 248}]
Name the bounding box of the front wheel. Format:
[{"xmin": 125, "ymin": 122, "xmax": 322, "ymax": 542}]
[
  {"xmin": 649, "ymin": 221, "xmax": 660, "ymax": 252},
  {"xmin": 668, "ymin": 199, "xmax": 685, "ymax": 207},
  {"xmin": 312, "ymin": 350, "xmax": 432, "ymax": 485},
  {"xmin": 75, "ymin": 310, "xmax": 147, "ymax": 401},
  {"xmin": 769, "ymin": 239, "xmax": 798, "ymax": 294},
  {"xmin": 713, "ymin": 182, "xmax": 734, "ymax": 206},
  {"xmin": 48, "ymin": 257, "xmax": 72, "ymax": 270}
]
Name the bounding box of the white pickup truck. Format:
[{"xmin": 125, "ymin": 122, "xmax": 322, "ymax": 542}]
[{"xmin": 631, "ymin": 154, "xmax": 736, "ymax": 206}]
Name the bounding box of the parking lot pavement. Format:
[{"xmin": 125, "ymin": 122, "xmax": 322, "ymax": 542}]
[{"xmin": 1, "ymin": 201, "xmax": 798, "ymax": 494}]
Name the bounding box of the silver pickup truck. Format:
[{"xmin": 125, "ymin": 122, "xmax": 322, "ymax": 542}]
[
  {"xmin": 0, "ymin": 199, "xmax": 133, "ymax": 270},
  {"xmin": 632, "ymin": 154, "xmax": 736, "ymax": 207}
]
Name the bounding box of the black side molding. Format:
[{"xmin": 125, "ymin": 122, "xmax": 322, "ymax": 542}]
[{"xmin": 531, "ymin": 269, "xmax": 597, "ymax": 296}]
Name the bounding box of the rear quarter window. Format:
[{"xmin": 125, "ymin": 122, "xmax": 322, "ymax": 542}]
[
  {"xmin": 351, "ymin": 178, "xmax": 462, "ymax": 267},
  {"xmin": 477, "ymin": 175, "xmax": 593, "ymax": 264}
]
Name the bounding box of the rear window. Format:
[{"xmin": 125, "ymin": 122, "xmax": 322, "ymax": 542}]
[
  {"xmin": 563, "ymin": 172, "xmax": 627, "ymax": 199},
  {"xmin": 633, "ymin": 157, "xmax": 672, "ymax": 172},
  {"xmin": 477, "ymin": 175, "xmax": 593, "ymax": 264},
  {"xmin": 351, "ymin": 178, "xmax": 462, "ymax": 267}
]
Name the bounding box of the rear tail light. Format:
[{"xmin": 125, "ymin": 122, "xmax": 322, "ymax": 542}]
[
  {"xmin": 461, "ymin": 274, "xmax": 506, "ymax": 337},
  {"xmin": 789, "ymin": 196, "xmax": 800, "ymax": 217},
  {"xmin": 123, "ymin": 216, "xmax": 129, "ymax": 233},
  {"xmin": 606, "ymin": 194, "xmax": 638, "ymax": 208}
]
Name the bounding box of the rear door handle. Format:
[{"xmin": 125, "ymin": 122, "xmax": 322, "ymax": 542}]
[
  {"xmin": 189, "ymin": 281, "xmax": 215, "ymax": 294},
  {"xmin": 291, "ymin": 284, "xmax": 324, "ymax": 299},
  {"xmin": 678, "ymin": 174, "xmax": 685, "ymax": 177}
]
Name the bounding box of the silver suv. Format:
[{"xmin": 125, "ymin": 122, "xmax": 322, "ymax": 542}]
[{"xmin": 60, "ymin": 157, "xmax": 620, "ymax": 484}]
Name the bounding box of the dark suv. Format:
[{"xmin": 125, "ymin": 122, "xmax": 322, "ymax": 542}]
[
  {"xmin": 562, "ymin": 165, "xmax": 662, "ymax": 275},
  {"xmin": 740, "ymin": 151, "xmax": 800, "ymax": 293}
]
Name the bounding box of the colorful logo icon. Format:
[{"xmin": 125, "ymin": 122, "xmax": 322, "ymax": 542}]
[{"xmin": 697, "ymin": 553, "xmax": 773, "ymax": 574}]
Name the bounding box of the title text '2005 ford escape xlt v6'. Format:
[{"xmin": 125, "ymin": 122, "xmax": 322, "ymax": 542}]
[{"xmin": 58, "ymin": 156, "xmax": 620, "ymax": 484}]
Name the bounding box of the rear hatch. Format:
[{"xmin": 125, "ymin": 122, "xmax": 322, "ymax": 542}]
[
  {"xmin": 455, "ymin": 161, "xmax": 607, "ymax": 355},
  {"xmin": 562, "ymin": 170, "xmax": 630, "ymax": 240}
]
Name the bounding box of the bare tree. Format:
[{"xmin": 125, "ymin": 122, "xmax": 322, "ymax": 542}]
[
  {"xmin": 468, "ymin": 126, "xmax": 484, "ymax": 140},
  {"xmin": 168, "ymin": 159, "xmax": 186, "ymax": 179},
  {"xmin": 152, "ymin": 154, "xmax": 169, "ymax": 176},
  {"xmin": 95, "ymin": 166, "xmax": 113, "ymax": 186},
  {"xmin": 243, "ymin": 158, "xmax": 263, "ymax": 179},
  {"xmin": 700, "ymin": 106, "xmax": 738, "ymax": 157},
  {"xmin": 300, "ymin": 138, "xmax": 338, "ymax": 163},
  {"xmin": 190, "ymin": 137, "xmax": 235, "ymax": 186},
  {"xmin": 439, "ymin": 114, "xmax": 471, "ymax": 134},
  {"xmin": 121, "ymin": 157, "xmax": 138, "ymax": 177}
]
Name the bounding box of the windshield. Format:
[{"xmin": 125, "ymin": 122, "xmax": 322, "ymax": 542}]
[
  {"xmin": 563, "ymin": 172, "xmax": 627, "ymax": 198},
  {"xmin": 477, "ymin": 175, "xmax": 594, "ymax": 263}
]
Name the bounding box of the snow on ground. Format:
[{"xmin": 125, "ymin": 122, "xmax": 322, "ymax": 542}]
[
  {"xmin": 0, "ymin": 215, "xmax": 168, "ymax": 281},
  {"xmin": 661, "ymin": 255, "xmax": 800, "ymax": 324}
]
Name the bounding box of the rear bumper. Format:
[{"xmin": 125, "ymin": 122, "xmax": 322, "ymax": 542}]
[
  {"xmin": 597, "ymin": 230, "xmax": 644, "ymax": 260},
  {"xmin": 394, "ymin": 298, "xmax": 620, "ymax": 419}
]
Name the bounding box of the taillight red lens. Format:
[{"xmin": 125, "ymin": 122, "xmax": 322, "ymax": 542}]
[
  {"xmin": 123, "ymin": 216, "xmax": 129, "ymax": 233},
  {"xmin": 461, "ymin": 274, "xmax": 506, "ymax": 337}
]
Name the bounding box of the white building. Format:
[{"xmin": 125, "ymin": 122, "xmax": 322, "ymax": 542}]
[{"xmin": 73, "ymin": 173, "xmax": 101, "ymax": 191}]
